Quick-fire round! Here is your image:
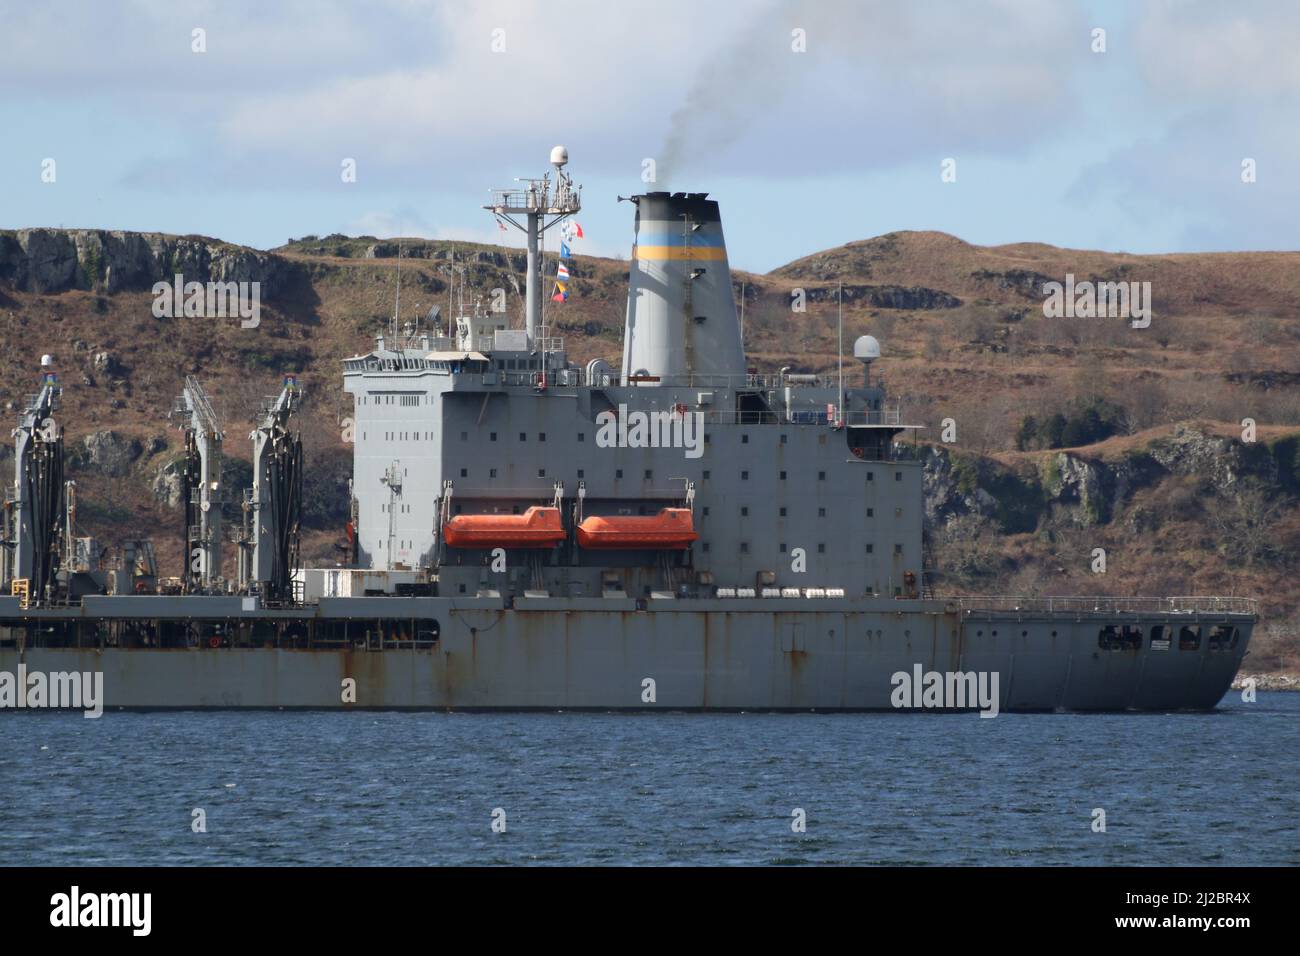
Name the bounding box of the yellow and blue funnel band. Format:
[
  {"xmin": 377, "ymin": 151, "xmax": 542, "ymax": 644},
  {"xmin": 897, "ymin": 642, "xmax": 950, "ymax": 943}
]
[{"xmin": 633, "ymin": 228, "xmax": 728, "ymax": 261}]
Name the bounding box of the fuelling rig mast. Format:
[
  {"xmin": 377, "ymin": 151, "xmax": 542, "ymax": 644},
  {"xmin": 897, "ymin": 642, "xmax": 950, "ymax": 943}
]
[
  {"xmin": 239, "ymin": 376, "xmax": 304, "ymax": 603},
  {"xmin": 1, "ymin": 356, "xmax": 66, "ymax": 607},
  {"xmin": 173, "ymin": 376, "xmax": 224, "ymax": 593}
]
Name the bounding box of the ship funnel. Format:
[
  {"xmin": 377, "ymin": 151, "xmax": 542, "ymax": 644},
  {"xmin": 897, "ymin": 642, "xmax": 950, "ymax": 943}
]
[{"xmin": 621, "ymin": 192, "xmax": 745, "ymax": 384}]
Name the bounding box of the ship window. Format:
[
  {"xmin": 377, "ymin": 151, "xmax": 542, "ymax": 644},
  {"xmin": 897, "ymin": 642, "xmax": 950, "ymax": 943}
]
[
  {"xmin": 780, "ymin": 471, "xmax": 787, "ymax": 480},
  {"xmin": 894, "ymin": 587, "xmax": 901, "ymax": 596},
  {"xmin": 818, "ymin": 508, "xmax": 826, "ymax": 517},
  {"xmin": 742, "ymin": 434, "xmax": 749, "ymax": 444},
  {"xmin": 1150, "ymin": 624, "xmax": 1171, "ymax": 646},
  {"xmin": 741, "ymin": 506, "xmax": 749, "ymax": 516},
  {"xmin": 895, "ymin": 507, "xmax": 903, "ymax": 517},
  {"xmin": 638, "ymin": 506, "xmax": 647, "ymax": 515},
  {"xmin": 1099, "ymin": 625, "xmax": 1142, "ymax": 650},
  {"xmin": 644, "ymin": 470, "xmax": 652, "ymax": 480},
  {"xmin": 704, "ymin": 434, "xmax": 711, "ymax": 444},
  {"xmin": 459, "ymin": 584, "xmax": 466, "ymax": 593},
  {"xmin": 703, "ymin": 470, "xmax": 710, "ymax": 480},
  {"xmin": 1208, "ymin": 625, "xmax": 1238, "ymax": 650},
  {"xmin": 702, "ymin": 507, "xmax": 710, "ymax": 516},
  {"xmin": 616, "ymin": 469, "xmax": 623, "ymax": 479},
  {"xmin": 489, "ymin": 469, "xmax": 497, "ymax": 478},
  {"xmin": 454, "ymin": 505, "xmax": 462, "ymax": 514},
  {"xmin": 818, "ymin": 544, "xmax": 825, "ymax": 553},
  {"xmin": 702, "ymin": 543, "xmax": 710, "ymax": 553},
  {"xmin": 577, "ymin": 469, "xmax": 584, "ymax": 479},
  {"xmin": 538, "ymin": 469, "xmax": 545, "ymax": 478},
  {"xmin": 867, "ymin": 508, "xmax": 874, "ymax": 517},
  {"xmin": 818, "ymin": 471, "xmax": 826, "ymax": 480},
  {"xmin": 895, "ymin": 471, "xmax": 902, "ymax": 481},
  {"xmin": 780, "ymin": 434, "xmax": 787, "ymax": 444},
  {"xmin": 519, "ymin": 432, "xmax": 527, "ymax": 441},
  {"xmin": 894, "ymin": 544, "xmax": 903, "ymax": 555},
  {"xmin": 460, "ymin": 469, "xmax": 467, "ymax": 478},
  {"xmin": 512, "ymin": 505, "xmax": 521, "ymax": 515},
  {"xmin": 540, "ymin": 433, "xmax": 546, "ymax": 442},
  {"xmin": 490, "ymin": 432, "xmax": 497, "ymax": 441},
  {"xmin": 740, "ymin": 542, "xmax": 749, "ymax": 554},
  {"xmin": 1179, "ymin": 626, "xmax": 1201, "ymax": 650},
  {"xmin": 780, "ymin": 543, "xmax": 787, "ymax": 552},
  {"xmin": 779, "ymin": 507, "xmax": 787, "ymax": 516},
  {"xmin": 578, "ymin": 433, "xmax": 585, "ymax": 442},
  {"xmin": 867, "ymin": 471, "xmax": 874, "ymax": 481},
  {"xmin": 741, "ymin": 471, "xmax": 749, "ymax": 480},
  {"xmin": 866, "ymin": 544, "xmax": 873, "ymax": 553}
]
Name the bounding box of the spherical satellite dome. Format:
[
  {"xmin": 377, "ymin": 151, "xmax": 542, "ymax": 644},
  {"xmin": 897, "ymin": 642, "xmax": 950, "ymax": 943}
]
[
  {"xmin": 550, "ymin": 145, "xmax": 569, "ymax": 167},
  {"xmin": 853, "ymin": 335, "xmax": 881, "ymax": 362}
]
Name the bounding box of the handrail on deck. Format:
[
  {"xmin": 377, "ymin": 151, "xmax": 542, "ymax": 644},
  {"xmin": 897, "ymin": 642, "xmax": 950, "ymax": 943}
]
[{"xmin": 951, "ymin": 595, "xmax": 1258, "ymax": 616}]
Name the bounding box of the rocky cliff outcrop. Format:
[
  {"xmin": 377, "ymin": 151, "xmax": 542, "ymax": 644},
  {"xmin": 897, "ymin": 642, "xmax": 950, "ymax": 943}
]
[
  {"xmin": 921, "ymin": 425, "xmax": 1297, "ymax": 537},
  {"xmin": 0, "ymin": 229, "xmax": 307, "ymax": 297}
]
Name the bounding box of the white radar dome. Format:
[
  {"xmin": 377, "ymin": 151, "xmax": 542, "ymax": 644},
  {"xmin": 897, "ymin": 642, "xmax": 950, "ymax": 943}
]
[
  {"xmin": 853, "ymin": 335, "xmax": 881, "ymax": 362},
  {"xmin": 550, "ymin": 145, "xmax": 569, "ymax": 167},
  {"xmin": 40, "ymin": 354, "xmax": 55, "ymax": 367}
]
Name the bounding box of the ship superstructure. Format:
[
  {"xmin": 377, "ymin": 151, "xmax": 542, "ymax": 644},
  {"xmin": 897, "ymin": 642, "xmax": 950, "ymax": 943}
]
[{"xmin": 343, "ymin": 166, "xmax": 919, "ymax": 603}]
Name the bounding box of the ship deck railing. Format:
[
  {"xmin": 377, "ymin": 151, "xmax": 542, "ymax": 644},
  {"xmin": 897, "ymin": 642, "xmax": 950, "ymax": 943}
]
[{"xmin": 951, "ymin": 595, "xmax": 1258, "ymax": 616}]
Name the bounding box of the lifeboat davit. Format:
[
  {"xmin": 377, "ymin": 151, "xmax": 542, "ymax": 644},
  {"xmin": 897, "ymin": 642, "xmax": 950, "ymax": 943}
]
[
  {"xmin": 443, "ymin": 506, "xmax": 566, "ymax": 549},
  {"xmin": 576, "ymin": 508, "xmax": 698, "ymax": 550}
]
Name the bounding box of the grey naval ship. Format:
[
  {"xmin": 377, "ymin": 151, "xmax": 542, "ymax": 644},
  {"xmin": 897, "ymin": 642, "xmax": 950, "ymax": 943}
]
[{"xmin": 0, "ymin": 148, "xmax": 1256, "ymax": 712}]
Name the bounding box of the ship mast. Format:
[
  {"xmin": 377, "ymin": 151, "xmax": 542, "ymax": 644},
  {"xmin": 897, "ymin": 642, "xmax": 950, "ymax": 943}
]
[{"xmin": 484, "ymin": 146, "xmax": 581, "ymax": 346}]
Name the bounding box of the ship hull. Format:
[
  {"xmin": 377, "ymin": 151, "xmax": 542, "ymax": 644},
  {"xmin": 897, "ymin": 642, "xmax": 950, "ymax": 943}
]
[{"xmin": 0, "ymin": 596, "xmax": 1252, "ymax": 712}]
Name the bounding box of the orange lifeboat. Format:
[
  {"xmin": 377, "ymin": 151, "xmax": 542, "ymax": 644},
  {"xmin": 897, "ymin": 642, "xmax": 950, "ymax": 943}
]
[
  {"xmin": 576, "ymin": 508, "xmax": 698, "ymax": 550},
  {"xmin": 443, "ymin": 506, "xmax": 566, "ymax": 549}
]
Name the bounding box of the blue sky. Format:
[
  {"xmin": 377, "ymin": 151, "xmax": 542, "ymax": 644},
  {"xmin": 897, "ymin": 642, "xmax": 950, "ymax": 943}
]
[{"xmin": 1, "ymin": 0, "xmax": 1295, "ymax": 272}]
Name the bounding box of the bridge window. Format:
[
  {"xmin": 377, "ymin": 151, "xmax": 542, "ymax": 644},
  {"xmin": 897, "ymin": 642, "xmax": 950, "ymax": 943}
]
[
  {"xmin": 616, "ymin": 469, "xmax": 623, "ymax": 479},
  {"xmin": 780, "ymin": 543, "xmax": 787, "ymax": 552},
  {"xmin": 894, "ymin": 544, "xmax": 903, "ymax": 555},
  {"xmin": 867, "ymin": 471, "xmax": 874, "ymax": 481},
  {"xmin": 818, "ymin": 471, "xmax": 826, "ymax": 480},
  {"xmin": 740, "ymin": 542, "xmax": 749, "ymax": 553},
  {"xmin": 577, "ymin": 469, "xmax": 584, "ymax": 479},
  {"xmin": 703, "ymin": 470, "xmax": 710, "ymax": 479},
  {"xmin": 539, "ymin": 433, "xmax": 546, "ymax": 442},
  {"xmin": 867, "ymin": 508, "xmax": 874, "ymax": 517},
  {"xmin": 895, "ymin": 471, "xmax": 902, "ymax": 481},
  {"xmin": 740, "ymin": 506, "xmax": 748, "ymax": 516},
  {"xmin": 578, "ymin": 433, "xmax": 585, "ymax": 442},
  {"xmin": 866, "ymin": 544, "xmax": 873, "ymax": 553},
  {"xmin": 818, "ymin": 544, "xmax": 825, "ymax": 553},
  {"xmin": 644, "ymin": 470, "xmax": 653, "ymax": 480},
  {"xmin": 519, "ymin": 432, "xmax": 527, "ymax": 442},
  {"xmin": 1179, "ymin": 626, "xmax": 1201, "ymax": 650},
  {"xmin": 780, "ymin": 471, "xmax": 787, "ymax": 480},
  {"xmin": 460, "ymin": 469, "xmax": 467, "ymax": 477},
  {"xmin": 779, "ymin": 507, "xmax": 787, "ymax": 517},
  {"xmin": 1150, "ymin": 625, "xmax": 1171, "ymax": 647},
  {"xmin": 490, "ymin": 432, "xmax": 497, "ymax": 441},
  {"xmin": 489, "ymin": 469, "xmax": 497, "ymax": 478},
  {"xmin": 742, "ymin": 471, "xmax": 749, "ymax": 480},
  {"xmin": 780, "ymin": 434, "xmax": 787, "ymax": 444},
  {"xmin": 818, "ymin": 508, "xmax": 826, "ymax": 517},
  {"xmin": 538, "ymin": 469, "xmax": 545, "ymax": 478},
  {"xmin": 742, "ymin": 434, "xmax": 749, "ymax": 444}
]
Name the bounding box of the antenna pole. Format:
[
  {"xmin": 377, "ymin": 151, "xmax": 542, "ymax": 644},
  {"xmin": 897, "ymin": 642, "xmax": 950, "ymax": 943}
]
[
  {"xmin": 837, "ymin": 281, "xmax": 844, "ymax": 427},
  {"xmin": 393, "ymin": 240, "xmax": 403, "ymax": 346},
  {"xmin": 740, "ymin": 280, "xmax": 746, "ymax": 350}
]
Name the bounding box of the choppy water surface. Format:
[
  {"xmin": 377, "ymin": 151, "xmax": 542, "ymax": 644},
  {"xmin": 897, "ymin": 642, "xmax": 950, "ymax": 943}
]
[{"xmin": 2, "ymin": 693, "xmax": 1296, "ymax": 865}]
